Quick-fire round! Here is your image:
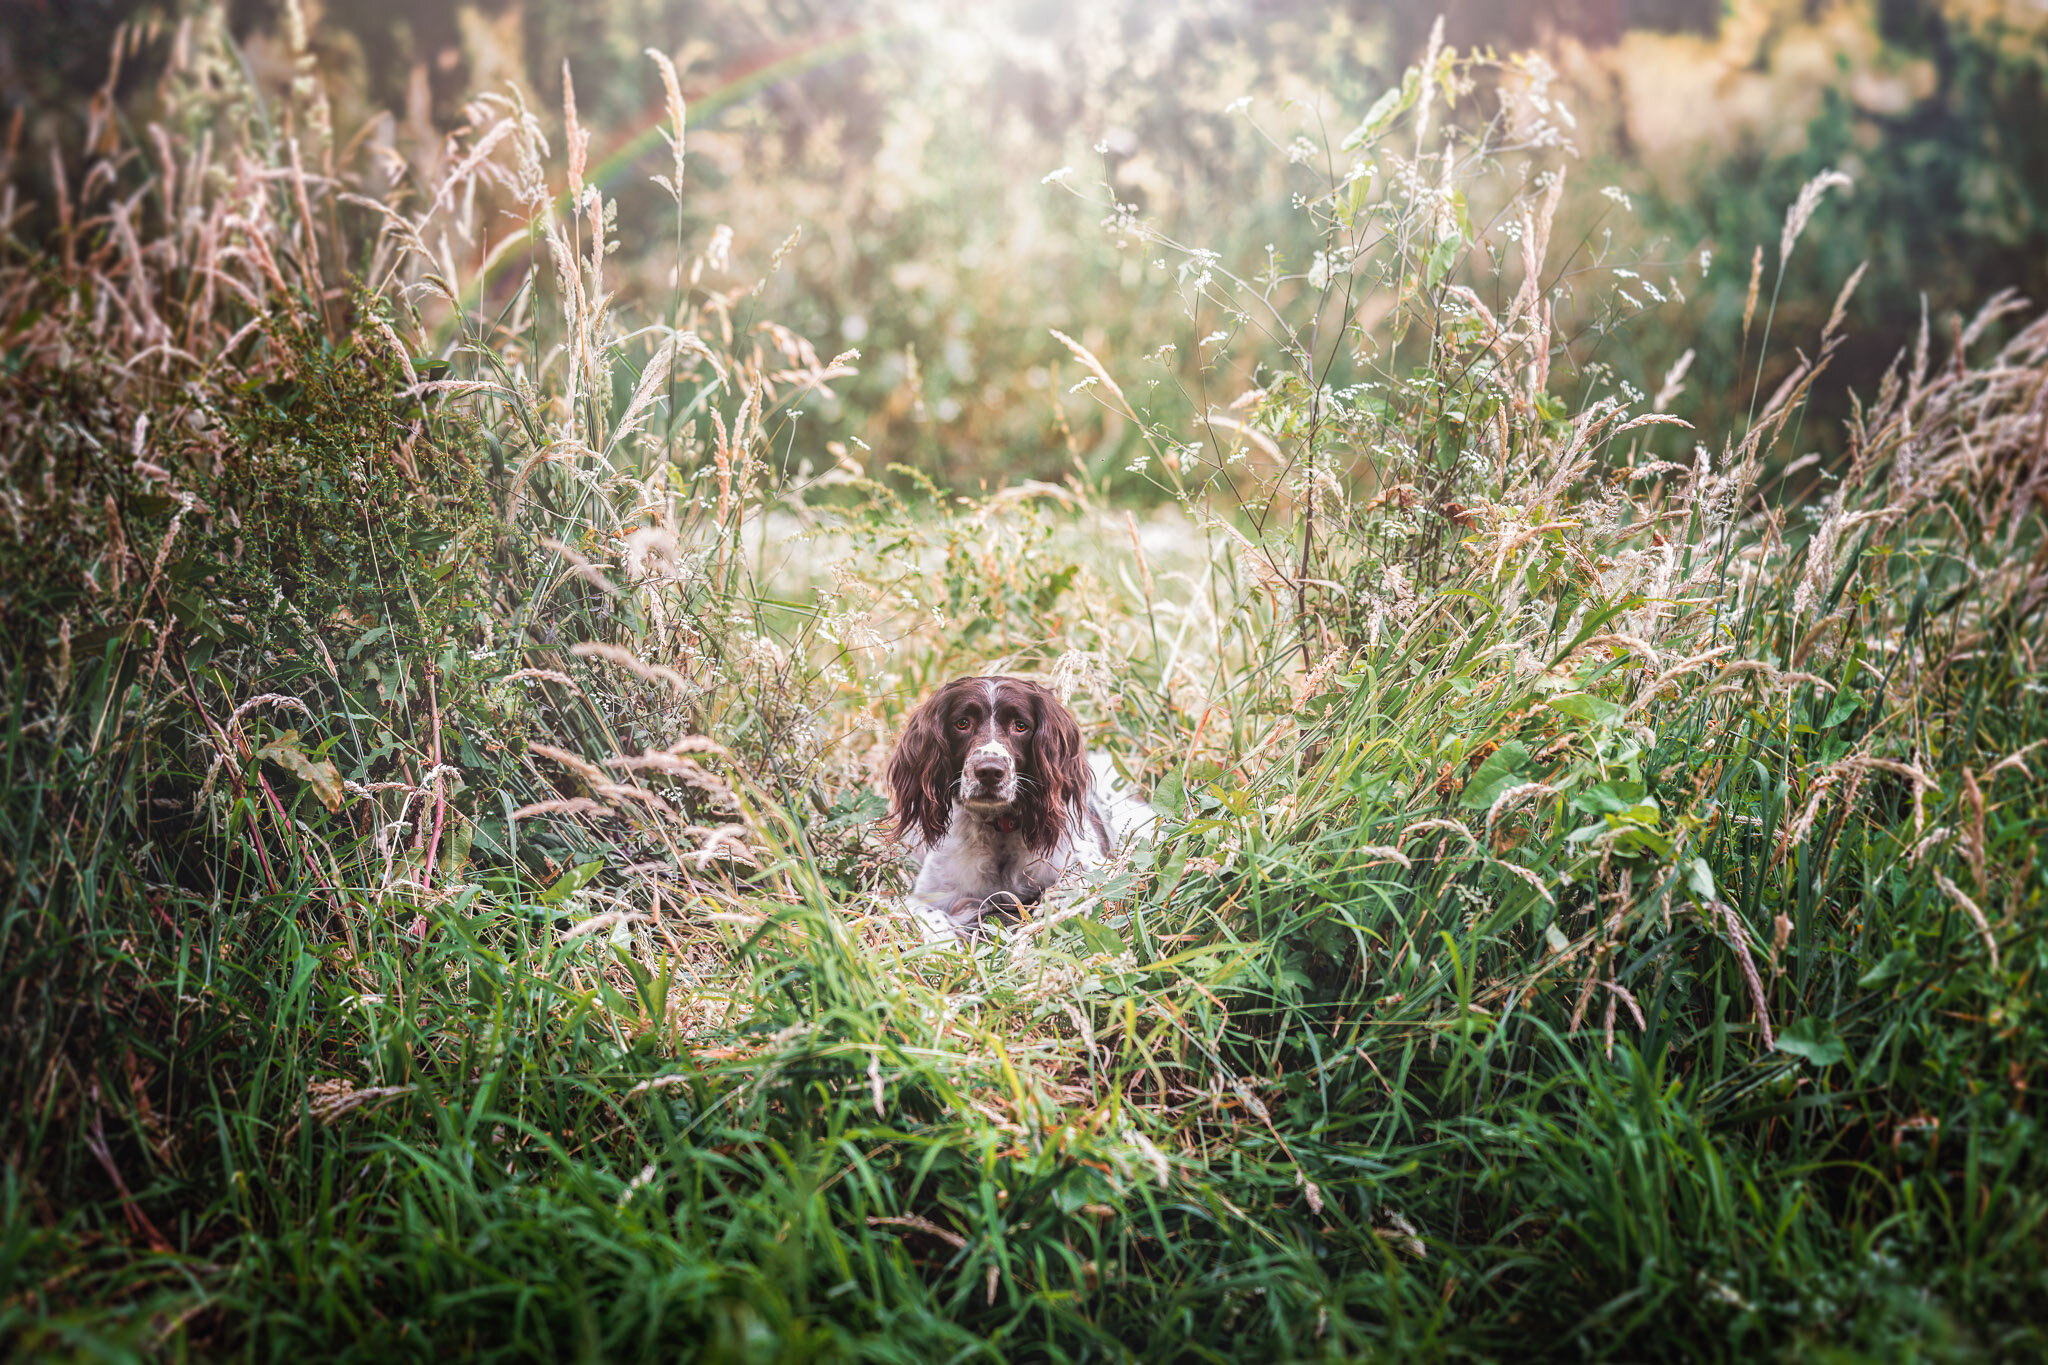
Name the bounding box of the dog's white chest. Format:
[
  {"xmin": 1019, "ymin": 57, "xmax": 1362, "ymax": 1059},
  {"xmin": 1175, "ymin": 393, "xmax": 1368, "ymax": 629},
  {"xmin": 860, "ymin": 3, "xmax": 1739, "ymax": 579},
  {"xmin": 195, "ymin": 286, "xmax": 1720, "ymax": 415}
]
[{"xmin": 909, "ymin": 819, "xmax": 1060, "ymax": 905}]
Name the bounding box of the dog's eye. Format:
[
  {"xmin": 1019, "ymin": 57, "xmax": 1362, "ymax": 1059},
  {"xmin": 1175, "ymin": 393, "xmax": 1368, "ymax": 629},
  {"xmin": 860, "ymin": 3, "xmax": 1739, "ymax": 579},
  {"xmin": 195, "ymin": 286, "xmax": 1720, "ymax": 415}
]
[
  {"xmin": 953, "ymin": 718, "xmax": 971, "ymax": 731},
  {"xmin": 1011, "ymin": 720, "xmax": 1031, "ymax": 735}
]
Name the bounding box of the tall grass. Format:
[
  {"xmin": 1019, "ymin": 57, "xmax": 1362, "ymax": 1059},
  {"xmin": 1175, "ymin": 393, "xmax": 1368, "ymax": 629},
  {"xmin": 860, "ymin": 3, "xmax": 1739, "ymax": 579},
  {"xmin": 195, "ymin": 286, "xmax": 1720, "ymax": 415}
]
[{"xmin": 1, "ymin": 14, "xmax": 2043, "ymax": 1362}]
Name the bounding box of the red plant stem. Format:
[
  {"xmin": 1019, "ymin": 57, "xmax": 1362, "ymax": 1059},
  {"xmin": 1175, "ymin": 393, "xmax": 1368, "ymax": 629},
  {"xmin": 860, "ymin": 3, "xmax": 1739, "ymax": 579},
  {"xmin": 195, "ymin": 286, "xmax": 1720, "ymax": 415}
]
[
  {"xmin": 421, "ymin": 670, "xmax": 446, "ymax": 896},
  {"xmin": 180, "ymin": 662, "xmax": 334, "ymax": 895},
  {"xmin": 257, "ymin": 770, "xmax": 334, "ymax": 893},
  {"xmin": 85, "ymin": 1095, "xmax": 173, "ymax": 1253}
]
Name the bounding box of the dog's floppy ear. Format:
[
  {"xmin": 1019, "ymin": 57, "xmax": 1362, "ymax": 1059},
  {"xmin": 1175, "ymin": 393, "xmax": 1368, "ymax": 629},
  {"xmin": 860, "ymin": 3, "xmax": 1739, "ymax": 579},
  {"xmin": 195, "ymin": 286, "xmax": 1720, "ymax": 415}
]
[
  {"xmin": 1021, "ymin": 682, "xmax": 1088, "ymax": 853},
  {"xmin": 888, "ymin": 684, "xmax": 960, "ymax": 845}
]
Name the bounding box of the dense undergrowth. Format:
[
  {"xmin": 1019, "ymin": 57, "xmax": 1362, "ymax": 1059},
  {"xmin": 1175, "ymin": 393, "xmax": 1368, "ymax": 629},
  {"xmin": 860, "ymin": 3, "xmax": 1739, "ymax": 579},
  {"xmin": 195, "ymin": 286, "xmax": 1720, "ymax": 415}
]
[{"xmin": 3, "ymin": 16, "xmax": 2046, "ymax": 1363}]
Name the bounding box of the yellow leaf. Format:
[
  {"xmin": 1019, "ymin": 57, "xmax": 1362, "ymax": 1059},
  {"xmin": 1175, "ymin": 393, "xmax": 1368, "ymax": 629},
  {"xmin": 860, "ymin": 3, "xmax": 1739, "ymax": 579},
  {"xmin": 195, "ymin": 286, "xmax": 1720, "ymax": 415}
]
[{"xmin": 256, "ymin": 730, "xmax": 345, "ymax": 813}]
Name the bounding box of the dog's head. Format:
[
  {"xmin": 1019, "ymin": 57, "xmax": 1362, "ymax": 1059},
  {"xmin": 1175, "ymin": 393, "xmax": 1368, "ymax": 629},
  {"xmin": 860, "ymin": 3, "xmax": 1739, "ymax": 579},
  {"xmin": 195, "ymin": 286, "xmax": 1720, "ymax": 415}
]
[{"xmin": 887, "ymin": 676, "xmax": 1088, "ymax": 852}]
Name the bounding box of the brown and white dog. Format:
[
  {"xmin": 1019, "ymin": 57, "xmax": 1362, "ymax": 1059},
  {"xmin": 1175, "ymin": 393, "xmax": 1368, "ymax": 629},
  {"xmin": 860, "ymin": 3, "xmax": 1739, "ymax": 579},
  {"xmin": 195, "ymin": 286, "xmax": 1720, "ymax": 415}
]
[{"xmin": 887, "ymin": 676, "xmax": 1154, "ymax": 938}]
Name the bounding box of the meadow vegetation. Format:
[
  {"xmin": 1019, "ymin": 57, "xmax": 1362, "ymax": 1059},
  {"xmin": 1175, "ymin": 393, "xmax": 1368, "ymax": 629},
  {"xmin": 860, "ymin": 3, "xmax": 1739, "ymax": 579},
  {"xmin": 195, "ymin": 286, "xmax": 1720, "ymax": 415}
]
[
  {"xmin": 41, "ymin": 0, "xmax": 2029, "ymax": 491},
  {"xmin": 2, "ymin": 11, "xmax": 2045, "ymax": 1362}
]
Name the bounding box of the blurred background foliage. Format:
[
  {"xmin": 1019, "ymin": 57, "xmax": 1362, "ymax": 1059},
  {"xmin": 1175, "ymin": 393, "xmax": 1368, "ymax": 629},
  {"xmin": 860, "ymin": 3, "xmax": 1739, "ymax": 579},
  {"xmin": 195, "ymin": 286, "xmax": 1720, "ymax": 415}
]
[{"xmin": 6, "ymin": 0, "xmax": 2044, "ymax": 491}]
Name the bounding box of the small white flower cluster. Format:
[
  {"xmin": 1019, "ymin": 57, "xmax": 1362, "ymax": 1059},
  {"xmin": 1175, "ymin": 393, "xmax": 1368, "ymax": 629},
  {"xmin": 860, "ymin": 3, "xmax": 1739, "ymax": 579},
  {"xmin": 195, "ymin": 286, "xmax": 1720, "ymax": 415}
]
[
  {"xmin": 1502, "ymin": 54, "xmax": 1577, "ymax": 150},
  {"xmin": 1176, "ymin": 246, "xmax": 1220, "ymax": 295},
  {"xmin": 1099, "ymin": 201, "xmax": 1148, "ymax": 249}
]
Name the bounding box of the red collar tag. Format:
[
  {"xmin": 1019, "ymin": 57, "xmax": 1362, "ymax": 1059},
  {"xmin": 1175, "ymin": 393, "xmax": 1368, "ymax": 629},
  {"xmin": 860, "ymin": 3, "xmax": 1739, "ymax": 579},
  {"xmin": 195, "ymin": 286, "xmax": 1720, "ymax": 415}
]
[{"xmin": 995, "ymin": 815, "xmax": 1021, "ymax": 834}]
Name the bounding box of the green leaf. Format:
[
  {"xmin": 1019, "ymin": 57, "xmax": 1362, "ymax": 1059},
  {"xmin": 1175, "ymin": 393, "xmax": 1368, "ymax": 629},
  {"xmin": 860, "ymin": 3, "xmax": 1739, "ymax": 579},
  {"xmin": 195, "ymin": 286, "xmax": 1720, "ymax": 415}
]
[
  {"xmin": 1151, "ymin": 771, "xmax": 1187, "ymax": 817},
  {"xmin": 1572, "ymin": 782, "xmax": 1632, "ymax": 816},
  {"xmin": 1460, "ymin": 740, "xmax": 1531, "ymax": 810},
  {"xmin": 1547, "ymin": 693, "xmax": 1622, "ymax": 726},
  {"xmin": 1343, "ymin": 172, "xmax": 1372, "ymax": 221},
  {"xmin": 540, "ymin": 860, "xmax": 605, "ymax": 906},
  {"xmin": 169, "ymin": 590, "xmax": 226, "ymax": 642},
  {"xmin": 346, "ymin": 623, "xmax": 391, "ymax": 660},
  {"xmin": 1857, "ymin": 948, "xmax": 1914, "ymax": 988},
  {"xmin": 1071, "ymin": 917, "xmax": 1125, "ymax": 957},
  {"xmin": 1613, "ymin": 799, "xmax": 1661, "ymax": 826},
  {"xmin": 1611, "ymin": 824, "xmax": 1675, "ymax": 859},
  {"xmin": 1776, "ymin": 1017, "xmax": 1848, "ymax": 1067},
  {"xmin": 255, "ymin": 730, "xmax": 345, "ymax": 813},
  {"xmin": 1340, "ymin": 82, "xmax": 1412, "ymax": 150},
  {"xmin": 818, "ymin": 789, "xmax": 888, "ymax": 831},
  {"xmin": 1207, "ymin": 784, "xmax": 1254, "ymax": 817},
  {"xmin": 439, "ymin": 813, "xmax": 474, "ymax": 878},
  {"xmin": 1424, "ymin": 234, "xmax": 1460, "ymax": 292},
  {"xmin": 1687, "ymin": 857, "xmax": 1717, "ymax": 903},
  {"xmin": 1822, "ymin": 689, "xmax": 1863, "ymax": 729}
]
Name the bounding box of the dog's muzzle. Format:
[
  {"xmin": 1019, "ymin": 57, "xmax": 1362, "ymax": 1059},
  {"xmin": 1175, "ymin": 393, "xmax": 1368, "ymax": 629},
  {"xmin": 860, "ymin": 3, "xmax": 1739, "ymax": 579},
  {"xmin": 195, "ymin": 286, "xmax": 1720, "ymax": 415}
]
[{"xmin": 961, "ymin": 741, "xmax": 1017, "ymax": 804}]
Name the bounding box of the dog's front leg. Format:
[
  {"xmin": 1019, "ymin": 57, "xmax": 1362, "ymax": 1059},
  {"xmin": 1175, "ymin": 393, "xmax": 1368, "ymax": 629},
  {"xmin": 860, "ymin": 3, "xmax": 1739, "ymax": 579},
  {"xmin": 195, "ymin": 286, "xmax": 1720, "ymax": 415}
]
[{"xmin": 899, "ymin": 890, "xmax": 998, "ymax": 944}]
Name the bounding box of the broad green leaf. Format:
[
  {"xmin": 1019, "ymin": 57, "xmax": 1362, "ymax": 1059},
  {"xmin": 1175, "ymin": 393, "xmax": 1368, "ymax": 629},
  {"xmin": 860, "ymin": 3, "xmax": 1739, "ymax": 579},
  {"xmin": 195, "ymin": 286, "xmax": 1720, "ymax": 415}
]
[
  {"xmin": 1775, "ymin": 1017, "xmax": 1848, "ymax": 1067},
  {"xmin": 439, "ymin": 813, "xmax": 474, "ymax": 878},
  {"xmin": 1548, "ymin": 693, "xmax": 1622, "ymax": 726},
  {"xmin": 1572, "ymin": 782, "xmax": 1633, "ymax": 816},
  {"xmin": 1823, "ymin": 689, "xmax": 1863, "ymax": 728},
  {"xmin": 540, "ymin": 859, "xmax": 605, "ymax": 906},
  {"xmin": 1340, "ymin": 82, "xmax": 1412, "ymax": 150},
  {"xmin": 1605, "ymin": 823, "xmax": 1675, "ymax": 859},
  {"xmin": 1613, "ymin": 799, "xmax": 1661, "ymax": 826},
  {"xmin": 1425, "ymin": 234, "xmax": 1460, "ymax": 291},
  {"xmin": 1071, "ymin": 917, "xmax": 1125, "ymax": 957},
  {"xmin": 346, "ymin": 622, "xmax": 390, "ymax": 660},
  {"xmin": 1460, "ymin": 740, "xmax": 1531, "ymax": 810},
  {"xmin": 1857, "ymin": 947, "xmax": 1914, "ymax": 987},
  {"xmin": 1343, "ymin": 172, "xmax": 1372, "ymax": 221},
  {"xmin": 1151, "ymin": 772, "xmax": 1187, "ymax": 816}
]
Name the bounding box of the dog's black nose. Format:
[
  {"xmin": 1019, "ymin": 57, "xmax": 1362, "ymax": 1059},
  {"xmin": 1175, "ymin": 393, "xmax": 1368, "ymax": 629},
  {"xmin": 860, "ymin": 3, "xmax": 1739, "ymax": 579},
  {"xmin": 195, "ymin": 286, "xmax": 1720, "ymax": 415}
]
[{"xmin": 972, "ymin": 761, "xmax": 1005, "ymax": 787}]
